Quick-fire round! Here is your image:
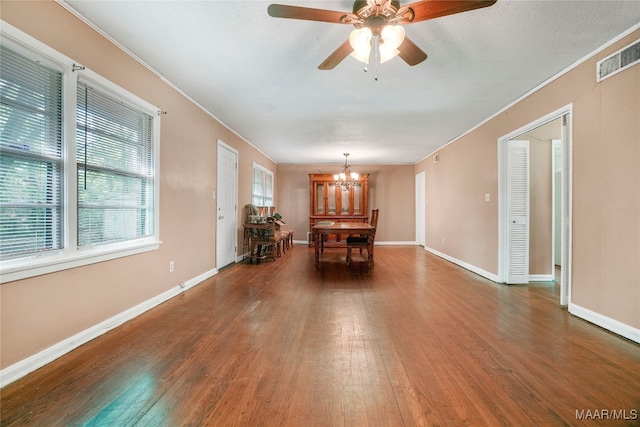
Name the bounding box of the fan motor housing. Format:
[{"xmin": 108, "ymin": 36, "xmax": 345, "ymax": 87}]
[{"xmin": 352, "ymin": 0, "xmax": 401, "ymax": 17}]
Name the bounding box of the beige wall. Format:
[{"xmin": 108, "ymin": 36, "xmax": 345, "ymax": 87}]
[
  {"xmin": 276, "ymin": 164, "xmax": 415, "ymax": 244},
  {"xmin": 416, "ymin": 30, "xmax": 640, "ymax": 329},
  {"xmin": 415, "ymin": 123, "xmax": 500, "ymax": 274},
  {"xmin": 572, "ymin": 35, "xmax": 639, "ymax": 328},
  {"xmin": 0, "ymin": 1, "xmax": 276, "ymax": 369}
]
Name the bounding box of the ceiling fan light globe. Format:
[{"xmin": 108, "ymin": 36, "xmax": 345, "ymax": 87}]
[
  {"xmin": 349, "ymin": 28, "xmax": 373, "ymax": 63},
  {"xmin": 379, "ymin": 43, "xmax": 400, "ymax": 63},
  {"xmin": 350, "ymin": 46, "xmax": 371, "ymax": 64},
  {"xmin": 380, "ymin": 24, "xmax": 405, "ymax": 49},
  {"xmin": 349, "ymin": 27, "xmax": 373, "ymax": 51}
]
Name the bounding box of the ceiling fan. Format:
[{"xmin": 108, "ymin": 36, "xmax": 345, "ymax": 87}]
[{"xmin": 268, "ymin": 0, "xmax": 497, "ymax": 70}]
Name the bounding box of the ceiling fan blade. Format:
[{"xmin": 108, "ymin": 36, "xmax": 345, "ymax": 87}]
[
  {"xmin": 268, "ymin": 4, "xmax": 359, "ymax": 24},
  {"xmin": 318, "ymin": 39, "xmax": 353, "ymax": 70},
  {"xmin": 397, "ymin": 37, "xmax": 428, "ymax": 66},
  {"xmin": 397, "ymin": 0, "xmax": 497, "ymax": 24}
]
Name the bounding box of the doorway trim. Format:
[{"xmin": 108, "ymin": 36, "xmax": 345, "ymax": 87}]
[
  {"xmin": 415, "ymin": 172, "xmax": 426, "ymax": 247},
  {"xmin": 498, "ymin": 104, "xmax": 573, "ymax": 306},
  {"xmin": 551, "ymin": 138, "xmax": 562, "ymax": 281}
]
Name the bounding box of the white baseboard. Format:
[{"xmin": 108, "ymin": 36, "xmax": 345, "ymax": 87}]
[
  {"xmin": 375, "ymin": 241, "xmax": 416, "ymax": 246},
  {"xmin": 424, "ymin": 246, "xmax": 499, "ymax": 283},
  {"xmin": 569, "ymin": 303, "xmax": 640, "ymax": 344},
  {"xmin": 0, "ymin": 267, "xmax": 217, "ymax": 388},
  {"xmin": 530, "ymin": 274, "xmax": 554, "ymax": 282}
]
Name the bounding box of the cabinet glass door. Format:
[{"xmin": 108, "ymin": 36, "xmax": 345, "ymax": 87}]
[
  {"xmin": 341, "ymin": 187, "xmax": 349, "ymax": 213},
  {"xmin": 353, "ymin": 185, "xmax": 361, "ymax": 214},
  {"xmin": 328, "ymin": 183, "xmax": 336, "ymax": 213},
  {"xmin": 316, "ymin": 183, "xmax": 324, "ymax": 214}
]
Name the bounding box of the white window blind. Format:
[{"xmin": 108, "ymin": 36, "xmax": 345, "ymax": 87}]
[
  {"xmin": 252, "ymin": 167, "xmax": 263, "ymax": 206},
  {"xmin": 76, "ymin": 80, "xmax": 154, "ymax": 247},
  {"xmin": 0, "ymin": 45, "xmax": 64, "ymax": 259},
  {"xmin": 265, "ymin": 171, "xmax": 273, "ymax": 207},
  {"xmin": 252, "ymin": 163, "xmax": 273, "ymax": 207}
]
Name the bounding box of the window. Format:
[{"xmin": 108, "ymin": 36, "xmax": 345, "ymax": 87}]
[
  {"xmin": 0, "ymin": 24, "xmax": 160, "ymax": 283},
  {"xmin": 76, "ymin": 79, "xmax": 154, "ymax": 247},
  {"xmin": 252, "ymin": 163, "xmax": 273, "ymax": 207},
  {"xmin": 0, "ymin": 45, "xmax": 64, "ymax": 260}
]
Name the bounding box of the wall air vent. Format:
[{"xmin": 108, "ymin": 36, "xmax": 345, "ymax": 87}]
[{"xmin": 597, "ymin": 38, "xmax": 640, "ymax": 82}]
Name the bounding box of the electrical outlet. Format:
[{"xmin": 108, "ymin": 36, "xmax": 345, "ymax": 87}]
[
  {"xmin": 442, "ymin": 238, "xmax": 445, "ymax": 246},
  {"xmin": 169, "ymin": 261, "xmax": 174, "ymax": 272}
]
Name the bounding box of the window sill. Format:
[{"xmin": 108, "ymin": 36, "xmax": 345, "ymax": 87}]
[{"xmin": 0, "ymin": 239, "xmax": 162, "ymax": 284}]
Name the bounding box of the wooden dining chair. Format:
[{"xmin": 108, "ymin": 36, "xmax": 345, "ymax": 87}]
[{"xmin": 346, "ymin": 209, "xmax": 378, "ymax": 267}]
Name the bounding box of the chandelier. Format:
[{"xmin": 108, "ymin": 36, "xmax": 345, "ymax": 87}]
[{"xmin": 334, "ymin": 153, "xmax": 360, "ymax": 190}]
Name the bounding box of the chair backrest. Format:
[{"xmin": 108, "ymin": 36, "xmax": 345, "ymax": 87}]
[
  {"xmin": 370, "ymin": 209, "xmax": 379, "ymax": 228},
  {"xmin": 368, "ymin": 209, "xmax": 379, "ymax": 242}
]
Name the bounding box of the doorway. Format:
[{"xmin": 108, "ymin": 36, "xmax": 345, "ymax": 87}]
[
  {"xmin": 217, "ymin": 140, "xmax": 238, "ymax": 270},
  {"xmin": 498, "ymin": 105, "xmax": 572, "ymax": 306}
]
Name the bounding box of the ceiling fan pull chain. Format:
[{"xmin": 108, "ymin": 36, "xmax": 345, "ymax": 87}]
[
  {"xmin": 372, "ymin": 36, "xmax": 380, "ymax": 81},
  {"xmin": 373, "ymin": 43, "xmax": 380, "ymax": 81}
]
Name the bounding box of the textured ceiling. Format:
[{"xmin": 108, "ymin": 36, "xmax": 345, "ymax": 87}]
[{"xmin": 61, "ymin": 0, "xmax": 640, "ymax": 165}]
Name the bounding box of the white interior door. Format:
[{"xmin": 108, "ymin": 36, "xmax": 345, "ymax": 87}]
[
  {"xmin": 415, "ymin": 172, "xmax": 426, "ymax": 247},
  {"xmin": 217, "ymin": 141, "xmax": 237, "ymax": 269},
  {"xmin": 507, "ymin": 140, "xmax": 530, "ymax": 284}
]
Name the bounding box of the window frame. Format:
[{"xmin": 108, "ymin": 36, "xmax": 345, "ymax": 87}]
[{"xmin": 0, "ymin": 22, "xmax": 161, "ymax": 284}]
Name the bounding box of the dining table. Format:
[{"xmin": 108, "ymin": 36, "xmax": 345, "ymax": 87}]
[{"xmin": 312, "ymin": 221, "xmax": 375, "ymax": 268}]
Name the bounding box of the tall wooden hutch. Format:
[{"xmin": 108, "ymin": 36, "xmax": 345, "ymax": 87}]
[{"xmin": 309, "ymin": 173, "xmax": 369, "ymax": 247}]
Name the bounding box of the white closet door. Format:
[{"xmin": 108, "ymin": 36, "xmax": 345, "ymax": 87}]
[
  {"xmin": 507, "ymin": 140, "xmax": 530, "ymax": 284},
  {"xmin": 217, "ymin": 142, "xmax": 238, "ymax": 269}
]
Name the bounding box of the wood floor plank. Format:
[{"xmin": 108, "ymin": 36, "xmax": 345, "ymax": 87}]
[{"xmin": 2, "ymin": 246, "xmax": 639, "ymax": 426}]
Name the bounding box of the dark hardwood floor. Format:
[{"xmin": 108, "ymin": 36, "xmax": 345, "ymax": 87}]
[{"xmin": 2, "ymin": 246, "xmax": 639, "ymax": 426}]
